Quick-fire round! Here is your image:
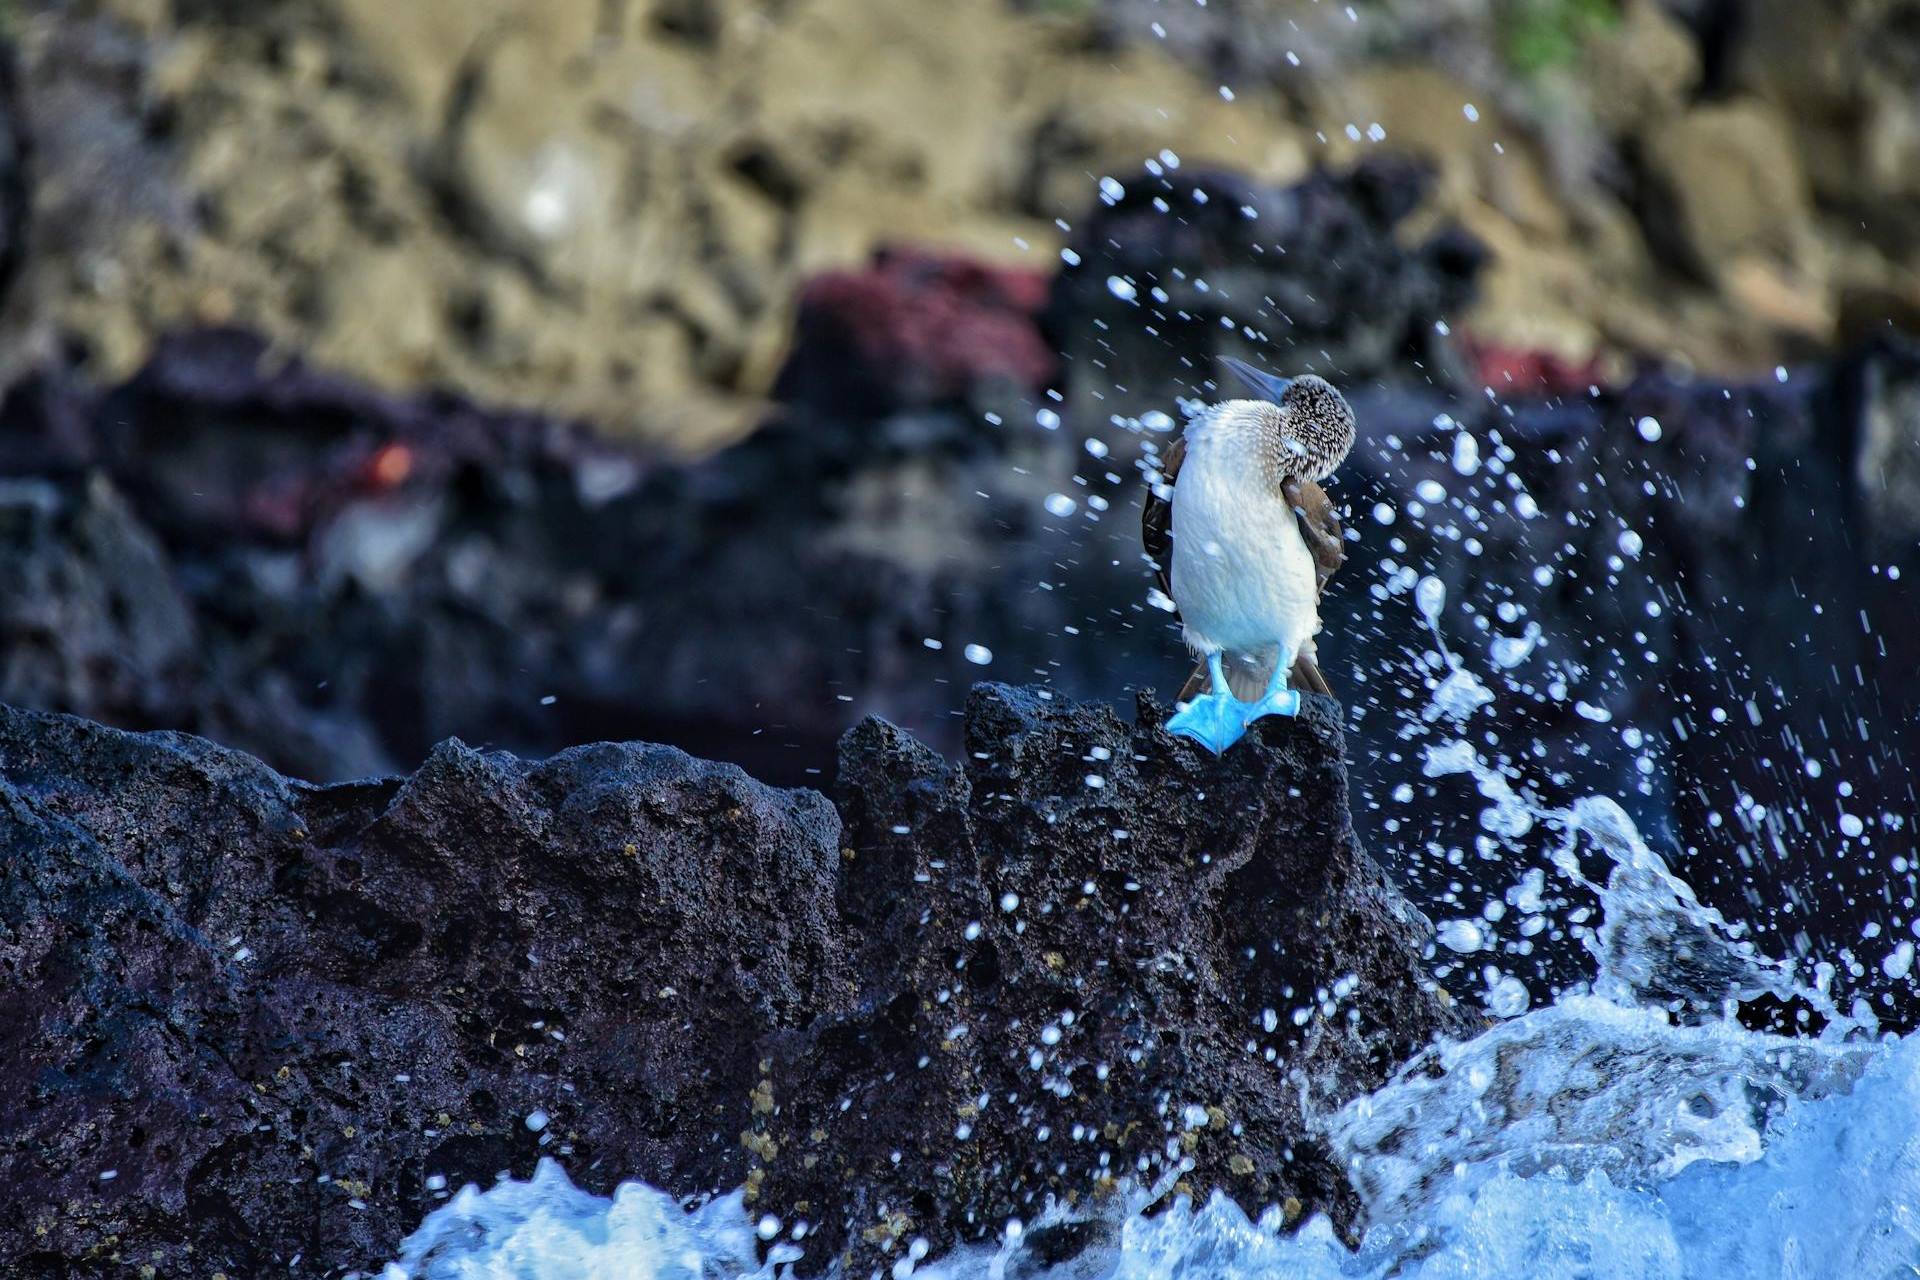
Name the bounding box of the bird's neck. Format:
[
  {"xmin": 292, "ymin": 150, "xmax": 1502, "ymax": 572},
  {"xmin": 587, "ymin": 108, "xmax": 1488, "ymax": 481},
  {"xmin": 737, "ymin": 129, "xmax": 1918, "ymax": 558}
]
[
  {"xmin": 1188, "ymin": 401, "xmax": 1284, "ymax": 481},
  {"xmin": 1182, "ymin": 408, "xmax": 1274, "ymax": 458}
]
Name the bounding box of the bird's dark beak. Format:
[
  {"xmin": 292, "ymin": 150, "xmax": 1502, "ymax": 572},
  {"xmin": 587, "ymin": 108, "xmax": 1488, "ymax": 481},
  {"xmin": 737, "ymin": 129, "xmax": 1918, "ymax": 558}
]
[{"xmin": 1218, "ymin": 355, "xmax": 1293, "ymax": 403}]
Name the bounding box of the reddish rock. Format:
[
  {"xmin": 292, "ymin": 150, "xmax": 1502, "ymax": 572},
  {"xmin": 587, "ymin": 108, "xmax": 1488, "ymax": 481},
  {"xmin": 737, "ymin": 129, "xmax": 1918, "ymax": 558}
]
[
  {"xmin": 775, "ymin": 246, "xmax": 1057, "ymax": 417},
  {"xmin": 1460, "ymin": 335, "xmax": 1609, "ymax": 397}
]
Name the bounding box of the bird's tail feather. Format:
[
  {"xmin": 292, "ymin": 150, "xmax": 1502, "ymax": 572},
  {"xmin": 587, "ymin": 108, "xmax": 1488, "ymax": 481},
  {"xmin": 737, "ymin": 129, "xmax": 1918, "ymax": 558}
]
[{"xmin": 1292, "ymin": 653, "xmax": 1333, "ymax": 696}]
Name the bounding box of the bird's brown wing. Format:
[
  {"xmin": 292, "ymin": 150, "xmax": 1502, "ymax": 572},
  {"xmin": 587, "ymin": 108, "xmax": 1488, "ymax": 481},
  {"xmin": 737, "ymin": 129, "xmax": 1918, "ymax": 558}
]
[
  {"xmin": 1281, "ymin": 476, "xmax": 1346, "ymax": 594},
  {"xmin": 1280, "ymin": 475, "xmax": 1344, "ymax": 696},
  {"xmin": 1141, "ymin": 434, "xmax": 1185, "ymax": 604}
]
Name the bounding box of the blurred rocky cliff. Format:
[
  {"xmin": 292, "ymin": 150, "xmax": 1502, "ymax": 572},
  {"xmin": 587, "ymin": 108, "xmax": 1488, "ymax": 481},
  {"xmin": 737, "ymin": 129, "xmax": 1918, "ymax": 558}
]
[
  {"xmin": 8, "ymin": 0, "xmax": 1920, "ymax": 449},
  {"xmin": 2, "ymin": 1, "xmax": 1919, "ymax": 1018}
]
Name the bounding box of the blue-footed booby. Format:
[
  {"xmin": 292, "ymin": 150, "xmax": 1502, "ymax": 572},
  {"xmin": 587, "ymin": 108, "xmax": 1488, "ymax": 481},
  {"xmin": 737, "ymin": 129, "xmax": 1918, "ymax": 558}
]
[{"xmin": 1141, "ymin": 357, "xmax": 1355, "ymax": 753}]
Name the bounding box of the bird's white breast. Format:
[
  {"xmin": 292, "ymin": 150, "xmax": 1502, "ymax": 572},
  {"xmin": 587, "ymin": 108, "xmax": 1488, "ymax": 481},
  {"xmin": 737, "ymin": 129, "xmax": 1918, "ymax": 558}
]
[{"xmin": 1168, "ymin": 409, "xmax": 1319, "ymax": 658}]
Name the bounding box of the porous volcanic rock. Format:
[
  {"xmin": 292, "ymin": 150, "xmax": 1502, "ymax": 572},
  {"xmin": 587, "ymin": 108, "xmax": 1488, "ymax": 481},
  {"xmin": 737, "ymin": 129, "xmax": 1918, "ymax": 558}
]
[
  {"xmin": 752, "ymin": 685, "xmax": 1462, "ymax": 1272},
  {"xmin": 0, "ymin": 701, "xmax": 849, "ymax": 1277},
  {"xmin": 0, "ymin": 684, "xmax": 1460, "ymax": 1276}
]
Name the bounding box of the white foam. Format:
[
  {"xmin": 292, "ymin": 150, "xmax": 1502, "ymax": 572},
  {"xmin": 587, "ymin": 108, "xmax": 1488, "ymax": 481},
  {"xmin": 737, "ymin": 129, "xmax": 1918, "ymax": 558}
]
[{"xmin": 385, "ymin": 1021, "xmax": 1916, "ymax": 1278}]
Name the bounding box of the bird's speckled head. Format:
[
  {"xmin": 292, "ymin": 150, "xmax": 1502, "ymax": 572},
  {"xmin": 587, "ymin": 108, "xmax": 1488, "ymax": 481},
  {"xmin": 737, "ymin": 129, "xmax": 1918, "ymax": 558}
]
[{"xmin": 1275, "ymin": 374, "xmax": 1356, "ymax": 482}]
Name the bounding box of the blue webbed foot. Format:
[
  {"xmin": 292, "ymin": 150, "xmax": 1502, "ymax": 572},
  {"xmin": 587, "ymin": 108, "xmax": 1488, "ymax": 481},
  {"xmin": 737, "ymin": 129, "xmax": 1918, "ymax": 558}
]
[
  {"xmin": 1166, "ymin": 692, "xmax": 1248, "ymax": 754},
  {"xmin": 1237, "ymin": 686, "xmax": 1302, "ymax": 729},
  {"xmin": 1166, "ymin": 651, "xmax": 1302, "ymax": 753}
]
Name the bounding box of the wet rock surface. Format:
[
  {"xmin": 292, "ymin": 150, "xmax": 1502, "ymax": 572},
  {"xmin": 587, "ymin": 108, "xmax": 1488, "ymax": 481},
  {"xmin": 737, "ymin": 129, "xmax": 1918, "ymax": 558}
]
[
  {"xmin": 755, "ymin": 686, "xmax": 1462, "ymax": 1271},
  {"xmin": 1322, "ymin": 338, "xmax": 1920, "ymax": 1006},
  {"xmin": 0, "ymin": 699, "xmax": 849, "ymax": 1277},
  {"xmin": 0, "ymin": 684, "xmax": 1459, "ymax": 1276}
]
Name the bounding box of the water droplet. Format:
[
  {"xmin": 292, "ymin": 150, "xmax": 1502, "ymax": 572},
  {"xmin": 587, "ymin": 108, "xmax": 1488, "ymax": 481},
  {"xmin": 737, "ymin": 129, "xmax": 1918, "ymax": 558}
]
[
  {"xmin": 1485, "ymin": 974, "xmax": 1530, "ymax": 1017},
  {"xmin": 1884, "ymin": 942, "xmax": 1914, "ymax": 980},
  {"xmin": 1452, "ymin": 433, "xmax": 1480, "ymax": 476}
]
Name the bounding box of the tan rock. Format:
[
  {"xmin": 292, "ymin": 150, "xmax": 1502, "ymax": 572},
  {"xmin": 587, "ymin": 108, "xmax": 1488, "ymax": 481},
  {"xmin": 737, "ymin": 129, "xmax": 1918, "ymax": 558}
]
[
  {"xmin": 309, "ymin": 248, "xmax": 447, "ymax": 384},
  {"xmin": 1318, "ymin": 67, "xmax": 1568, "ymax": 239},
  {"xmin": 1832, "ymin": 243, "xmax": 1920, "ymax": 345},
  {"xmin": 329, "ymin": 0, "xmax": 594, "ymax": 118},
  {"xmin": 439, "ymin": 31, "xmax": 637, "ymax": 292},
  {"xmin": 1642, "ymin": 100, "xmax": 1812, "ymax": 280},
  {"xmin": 720, "ymin": 0, "xmax": 1023, "ymax": 235},
  {"xmin": 1020, "ymin": 46, "xmax": 1306, "ymax": 218},
  {"xmin": 1459, "ymin": 221, "xmax": 1603, "ymax": 364},
  {"xmin": 19, "ymin": 0, "xmax": 1877, "ymax": 448},
  {"xmin": 1732, "ymin": 0, "xmax": 1901, "ymax": 209},
  {"xmin": 1721, "ymin": 256, "xmax": 1836, "ymax": 344},
  {"xmin": 1582, "ymin": 0, "xmax": 1698, "ymax": 133},
  {"xmin": 789, "ymin": 185, "xmax": 1049, "ymax": 277},
  {"xmin": 99, "ymin": 0, "xmax": 172, "ymax": 35}
]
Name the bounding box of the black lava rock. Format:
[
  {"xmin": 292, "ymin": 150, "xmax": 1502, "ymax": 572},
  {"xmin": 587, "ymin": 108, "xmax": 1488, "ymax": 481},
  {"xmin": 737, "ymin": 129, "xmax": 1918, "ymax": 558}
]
[
  {"xmin": 754, "ymin": 685, "xmax": 1463, "ymax": 1273},
  {"xmin": 0, "ymin": 685, "xmax": 1460, "ymax": 1276}
]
